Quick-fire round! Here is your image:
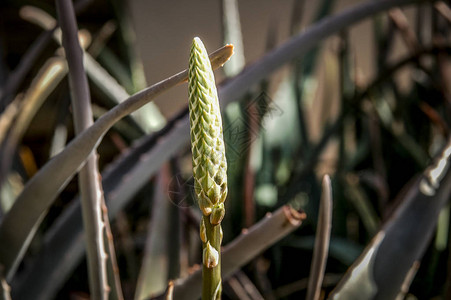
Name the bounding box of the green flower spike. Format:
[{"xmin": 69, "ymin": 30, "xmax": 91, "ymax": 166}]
[
  {"xmin": 189, "ymin": 37, "xmax": 228, "ymax": 215},
  {"xmin": 188, "ymin": 37, "xmax": 230, "ymax": 300}
]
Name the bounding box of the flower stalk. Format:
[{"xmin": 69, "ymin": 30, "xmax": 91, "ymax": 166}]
[{"xmin": 188, "ymin": 37, "xmax": 229, "ymax": 299}]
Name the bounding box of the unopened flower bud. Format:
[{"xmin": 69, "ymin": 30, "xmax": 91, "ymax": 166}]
[
  {"xmin": 189, "ymin": 37, "xmax": 228, "ymax": 214},
  {"xmin": 210, "ymin": 203, "xmax": 225, "ymax": 225},
  {"xmin": 200, "ymin": 218, "xmax": 207, "ymax": 243},
  {"xmin": 203, "ymin": 241, "xmax": 219, "ymax": 268}
]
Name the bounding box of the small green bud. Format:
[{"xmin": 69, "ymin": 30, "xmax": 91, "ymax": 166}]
[
  {"xmin": 203, "ymin": 241, "xmax": 219, "ymax": 268},
  {"xmin": 198, "ymin": 193, "xmax": 213, "ymax": 216},
  {"xmin": 210, "ymin": 203, "xmax": 225, "ymax": 225},
  {"xmin": 200, "ymin": 218, "xmax": 207, "ymax": 243}
]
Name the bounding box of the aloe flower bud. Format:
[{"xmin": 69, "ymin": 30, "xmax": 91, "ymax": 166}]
[
  {"xmin": 200, "ymin": 218, "xmax": 207, "ymax": 243},
  {"xmin": 188, "ymin": 37, "xmax": 228, "ymax": 217},
  {"xmin": 189, "ymin": 37, "xmax": 231, "ymax": 300},
  {"xmin": 203, "ymin": 241, "xmax": 219, "ymax": 268},
  {"xmin": 210, "ymin": 203, "xmax": 225, "ymax": 225}
]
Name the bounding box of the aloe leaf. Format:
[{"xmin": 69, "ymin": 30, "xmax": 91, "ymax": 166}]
[
  {"xmin": 11, "ymin": 109, "xmax": 190, "ymax": 300},
  {"xmin": 0, "ymin": 44, "xmax": 233, "ymax": 281},
  {"xmin": 284, "ymin": 236, "xmax": 363, "ymax": 266},
  {"xmin": 13, "ymin": 153, "xmax": 305, "ymax": 300},
  {"xmin": 96, "ymin": 48, "xmax": 135, "ymax": 93},
  {"xmin": 370, "ymin": 91, "xmax": 429, "ymax": 168},
  {"xmin": 262, "ymin": 74, "xmax": 300, "ymax": 154},
  {"xmin": 0, "ymin": 269, "xmax": 10, "ymax": 300},
  {"xmin": 20, "ymin": 5, "xmax": 165, "ymax": 133},
  {"xmin": 19, "ymin": 6, "xmax": 143, "ymax": 139},
  {"xmin": 91, "ymin": 104, "xmax": 143, "ymax": 140},
  {"xmin": 109, "ymin": 0, "xmax": 146, "ymax": 92},
  {"xmin": 0, "ymin": 97, "xmax": 20, "ymax": 148},
  {"xmin": 221, "ymin": 0, "xmax": 245, "ymax": 77},
  {"xmin": 329, "ymin": 138, "xmax": 451, "ymax": 299},
  {"xmin": 86, "ymin": 53, "xmax": 165, "ymax": 132},
  {"xmin": 0, "ymin": 57, "xmax": 67, "ymax": 183},
  {"xmin": 108, "ymin": 0, "xmax": 167, "ymax": 132},
  {"xmin": 0, "ymin": 174, "xmax": 23, "ymax": 216},
  {"xmin": 292, "ymin": 0, "xmax": 335, "ymax": 152},
  {"xmin": 220, "ymin": 0, "xmax": 248, "ymax": 237},
  {"xmin": 224, "ymin": 271, "xmax": 264, "ymax": 299},
  {"xmin": 56, "ymin": 0, "xmax": 117, "ymax": 297},
  {"xmin": 0, "ymin": 0, "xmax": 93, "ymax": 104},
  {"xmin": 87, "ymin": 20, "xmax": 117, "ymax": 58},
  {"xmin": 49, "ymin": 97, "xmax": 70, "ymax": 157},
  {"xmin": 344, "ymin": 174, "xmax": 381, "ymax": 236},
  {"xmin": 306, "ymin": 175, "xmax": 333, "ymax": 300},
  {"xmin": 103, "ymin": 204, "xmax": 123, "ymax": 300},
  {"xmin": 220, "ymin": 0, "xmax": 432, "ymax": 106},
  {"xmin": 289, "ymin": 0, "xmax": 305, "ymax": 35}
]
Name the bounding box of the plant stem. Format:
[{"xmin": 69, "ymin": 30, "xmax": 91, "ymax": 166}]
[
  {"xmin": 169, "ymin": 205, "xmax": 306, "ymax": 300},
  {"xmin": 202, "ymin": 217, "xmax": 222, "ymax": 299}
]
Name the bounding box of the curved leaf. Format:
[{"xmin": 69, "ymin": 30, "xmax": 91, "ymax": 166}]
[{"xmin": 329, "ymin": 139, "xmax": 451, "ymax": 299}]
